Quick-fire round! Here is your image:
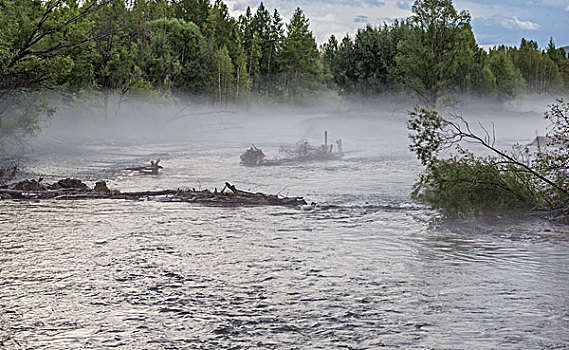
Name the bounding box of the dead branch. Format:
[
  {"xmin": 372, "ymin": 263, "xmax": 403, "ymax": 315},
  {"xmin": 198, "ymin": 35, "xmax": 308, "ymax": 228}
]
[
  {"xmin": 8, "ymin": 0, "xmax": 112, "ymax": 68},
  {"xmin": 446, "ymin": 114, "xmax": 569, "ymax": 200}
]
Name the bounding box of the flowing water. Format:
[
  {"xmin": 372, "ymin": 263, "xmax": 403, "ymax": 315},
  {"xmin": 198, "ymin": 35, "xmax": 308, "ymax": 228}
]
[{"xmin": 1, "ymin": 109, "xmax": 569, "ymax": 349}]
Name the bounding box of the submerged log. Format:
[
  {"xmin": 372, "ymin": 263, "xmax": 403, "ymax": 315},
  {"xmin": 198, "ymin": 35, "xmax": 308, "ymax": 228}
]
[
  {"xmin": 126, "ymin": 159, "xmax": 163, "ymax": 174},
  {"xmin": 0, "ymin": 179, "xmax": 307, "ymax": 207}
]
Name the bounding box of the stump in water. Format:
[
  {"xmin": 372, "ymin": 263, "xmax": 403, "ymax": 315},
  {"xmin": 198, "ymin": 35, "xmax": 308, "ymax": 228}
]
[
  {"xmin": 240, "ymin": 145, "xmax": 266, "ymax": 166},
  {"xmin": 94, "ymin": 181, "xmax": 110, "ymax": 193}
]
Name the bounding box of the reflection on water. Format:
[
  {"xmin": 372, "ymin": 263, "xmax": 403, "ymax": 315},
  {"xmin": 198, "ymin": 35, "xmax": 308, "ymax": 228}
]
[{"xmin": 1, "ymin": 116, "xmax": 569, "ymax": 349}]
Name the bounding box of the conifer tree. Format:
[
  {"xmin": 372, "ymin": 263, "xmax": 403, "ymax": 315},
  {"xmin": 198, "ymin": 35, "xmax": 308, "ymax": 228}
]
[{"xmin": 280, "ymin": 8, "xmax": 322, "ymax": 96}]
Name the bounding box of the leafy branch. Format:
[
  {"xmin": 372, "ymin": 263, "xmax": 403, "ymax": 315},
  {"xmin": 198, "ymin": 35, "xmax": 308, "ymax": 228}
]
[{"xmin": 408, "ymin": 101, "xmax": 569, "ymax": 218}]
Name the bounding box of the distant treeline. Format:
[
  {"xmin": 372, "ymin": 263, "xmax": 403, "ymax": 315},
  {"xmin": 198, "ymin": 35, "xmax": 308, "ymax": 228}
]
[
  {"xmin": 1, "ymin": 0, "xmax": 569, "ymax": 146},
  {"xmin": 323, "ymin": 27, "xmax": 569, "ymax": 103}
]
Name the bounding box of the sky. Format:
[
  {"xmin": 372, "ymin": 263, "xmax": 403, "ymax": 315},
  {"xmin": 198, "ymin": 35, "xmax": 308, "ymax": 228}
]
[{"xmin": 225, "ymin": 0, "xmax": 569, "ymax": 49}]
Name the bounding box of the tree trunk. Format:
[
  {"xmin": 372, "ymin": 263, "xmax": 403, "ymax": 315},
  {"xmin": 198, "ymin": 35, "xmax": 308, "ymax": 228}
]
[
  {"xmin": 235, "ymin": 64, "xmax": 240, "ymax": 104},
  {"xmin": 218, "ymin": 62, "xmax": 222, "ymax": 106}
]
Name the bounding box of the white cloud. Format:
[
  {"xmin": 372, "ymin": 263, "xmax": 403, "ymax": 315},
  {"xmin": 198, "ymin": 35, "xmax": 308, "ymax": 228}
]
[
  {"xmin": 226, "ymin": 0, "xmax": 412, "ymax": 44},
  {"xmin": 566, "ymin": 4, "xmax": 569, "ymax": 11},
  {"xmin": 501, "ymin": 16, "xmax": 540, "ymax": 30}
]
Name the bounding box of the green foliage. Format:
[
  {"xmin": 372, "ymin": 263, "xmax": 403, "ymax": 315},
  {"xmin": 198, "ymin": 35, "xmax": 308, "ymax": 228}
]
[
  {"xmin": 352, "ymin": 25, "xmax": 400, "ymax": 96},
  {"xmin": 144, "ymin": 18, "xmax": 208, "ymax": 94},
  {"xmin": 4, "ymin": 0, "xmax": 569, "ymax": 154},
  {"xmin": 487, "ymin": 48, "xmax": 520, "ymax": 100},
  {"xmin": 320, "ymin": 34, "xmax": 338, "ymax": 89},
  {"xmin": 214, "ymin": 45, "xmax": 235, "ymax": 105},
  {"xmin": 0, "ymin": 93, "xmax": 55, "ymax": 152},
  {"xmin": 332, "ymin": 35, "xmax": 356, "ymax": 94},
  {"xmin": 279, "ymin": 8, "xmax": 322, "ymax": 97},
  {"xmin": 408, "ymin": 107, "xmax": 445, "ymax": 166},
  {"xmin": 509, "ymin": 38, "xmax": 563, "ymax": 94},
  {"xmin": 413, "ymin": 155, "xmax": 539, "ymax": 217},
  {"xmin": 396, "ymin": 0, "xmax": 472, "ymax": 105},
  {"xmin": 409, "ymin": 102, "xmax": 569, "ymax": 219},
  {"xmin": 172, "ymin": 0, "xmax": 210, "ymax": 28},
  {"xmin": 0, "ymin": 0, "xmax": 103, "ymax": 149}
]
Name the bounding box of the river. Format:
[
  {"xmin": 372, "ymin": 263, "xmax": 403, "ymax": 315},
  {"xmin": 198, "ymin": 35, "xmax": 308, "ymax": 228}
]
[{"xmin": 1, "ymin": 107, "xmax": 568, "ymax": 349}]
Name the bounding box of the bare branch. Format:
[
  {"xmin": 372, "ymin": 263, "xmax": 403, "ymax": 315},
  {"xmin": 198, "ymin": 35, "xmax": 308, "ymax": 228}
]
[
  {"xmin": 27, "ymin": 31, "xmax": 114, "ymax": 58},
  {"xmin": 8, "ymin": 0, "xmax": 111, "ymax": 67}
]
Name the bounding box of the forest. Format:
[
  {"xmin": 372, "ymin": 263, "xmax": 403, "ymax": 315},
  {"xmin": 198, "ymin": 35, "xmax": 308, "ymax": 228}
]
[{"xmin": 1, "ymin": 0, "xmax": 569, "ymax": 150}]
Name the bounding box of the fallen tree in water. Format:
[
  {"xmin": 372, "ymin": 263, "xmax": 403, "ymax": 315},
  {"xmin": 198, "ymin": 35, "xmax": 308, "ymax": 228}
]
[
  {"xmin": 0, "ymin": 178, "xmax": 307, "ymax": 207},
  {"xmin": 408, "ymin": 99, "xmax": 569, "ymax": 222}
]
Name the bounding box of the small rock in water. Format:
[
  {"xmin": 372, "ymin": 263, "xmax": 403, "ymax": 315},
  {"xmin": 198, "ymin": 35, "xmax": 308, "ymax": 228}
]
[
  {"xmin": 94, "ymin": 181, "xmax": 110, "ymax": 193},
  {"xmin": 13, "ymin": 179, "xmax": 45, "ymax": 191},
  {"xmin": 50, "ymin": 178, "xmax": 88, "ymax": 190}
]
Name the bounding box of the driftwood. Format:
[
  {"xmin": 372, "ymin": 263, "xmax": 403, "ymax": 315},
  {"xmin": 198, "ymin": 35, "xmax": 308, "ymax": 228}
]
[
  {"xmin": 126, "ymin": 159, "xmax": 163, "ymax": 174},
  {"xmin": 240, "ymin": 131, "xmax": 344, "ymax": 167},
  {"xmin": 0, "ymin": 178, "xmax": 307, "ymax": 207}
]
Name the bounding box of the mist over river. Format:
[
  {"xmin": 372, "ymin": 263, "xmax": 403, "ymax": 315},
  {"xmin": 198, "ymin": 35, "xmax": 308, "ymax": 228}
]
[{"xmin": 1, "ymin": 103, "xmax": 569, "ymax": 349}]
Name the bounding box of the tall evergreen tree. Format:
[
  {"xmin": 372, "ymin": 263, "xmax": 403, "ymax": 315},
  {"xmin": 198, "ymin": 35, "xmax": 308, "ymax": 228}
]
[
  {"xmin": 172, "ymin": 0, "xmax": 210, "ymax": 29},
  {"xmin": 352, "ymin": 24, "xmax": 400, "ymax": 97},
  {"xmin": 332, "ymin": 35, "xmax": 356, "ymax": 94},
  {"xmin": 321, "ymin": 34, "xmax": 338, "ymax": 89},
  {"xmin": 280, "ymin": 7, "xmax": 322, "ymax": 96},
  {"xmin": 266, "ymin": 8, "xmax": 284, "ymax": 95}
]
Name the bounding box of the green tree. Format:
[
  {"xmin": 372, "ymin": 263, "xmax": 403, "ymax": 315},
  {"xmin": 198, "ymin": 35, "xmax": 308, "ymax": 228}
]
[
  {"xmin": 266, "ymin": 8, "xmax": 284, "ymax": 95},
  {"xmin": 252, "ymin": 3, "xmax": 272, "ymax": 76},
  {"xmin": 408, "ymin": 104, "xmax": 569, "ymax": 219},
  {"xmin": 234, "ymin": 51, "xmax": 252, "ymax": 103},
  {"xmin": 321, "ymin": 34, "xmax": 338, "ymax": 88},
  {"xmin": 130, "ymin": 0, "xmax": 173, "ymax": 21},
  {"xmin": 172, "ymin": 0, "xmax": 210, "ymax": 29},
  {"xmin": 396, "ymin": 0, "xmax": 472, "ymax": 105},
  {"xmin": 332, "ymin": 35, "xmax": 356, "ymax": 94},
  {"xmin": 214, "ymin": 45, "xmax": 235, "ymax": 106},
  {"xmin": 143, "ymin": 18, "xmax": 209, "ymax": 95},
  {"xmin": 488, "ymin": 48, "xmax": 520, "ymax": 101},
  {"xmin": 279, "ymin": 8, "xmax": 322, "ymax": 97},
  {"xmin": 90, "ymin": 0, "xmax": 147, "ymax": 118},
  {"xmin": 203, "ymin": 0, "xmax": 241, "ymax": 61},
  {"xmin": 352, "ymin": 24, "xmax": 400, "ymax": 97},
  {"xmin": 510, "ymin": 38, "xmax": 562, "ymax": 94},
  {"xmin": 0, "ymin": 0, "xmax": 110, "ymax": 150},
  {"xmin": 242, "ymin": 3, "xmax": 283, "ymax": 96}
]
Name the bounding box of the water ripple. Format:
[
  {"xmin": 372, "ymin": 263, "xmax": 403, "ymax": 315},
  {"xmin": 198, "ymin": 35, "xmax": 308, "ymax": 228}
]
[{"xmin": 1, "ymin": 139, "xmax": 569, "ymax": 349}]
